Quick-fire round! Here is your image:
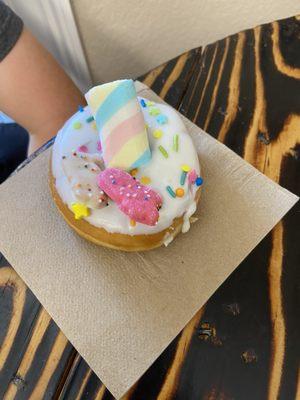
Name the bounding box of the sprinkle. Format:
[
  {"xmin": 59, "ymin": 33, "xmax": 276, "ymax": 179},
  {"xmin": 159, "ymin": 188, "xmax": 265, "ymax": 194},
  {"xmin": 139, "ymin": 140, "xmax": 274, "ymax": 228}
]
[
  {"xmin": 176, "ymin": 188, "xmax": 185, "ymax": 197},
  {"xmin": 130, "ymin": 168, "xmax": 138, "ymax": 176},
  {"xmin": 91, "ymin": 121, "xmax": 97, "ymax": 130},
  {"xmin": 180, "ymin": 171, "xmax": 187, "ymax": 185},
  {"xmin": 140, "ymin": 176, "xmax": 151, "ymax": 185},
  {"xmin": 156, "ymin": 114, "xmax": 168, "ymax": 125},
  {"xmin": 77, "ymin": 145, "xmax": 88, "ymax": 152},
  {"xmin": 153, "ymin": 129, "xmax": 163, "ymax": 139},
  {"xmin": 149, "ymin": 107, "xmax": 161, "ymax": 116},
  {"xmin": 130, "ymin": 219, "xmax": 136, "ymax": 227},
  {"xmin": 86, "ymin": 116, "xmax": 94, "ymax": 123},
  {"xmin": 196, "ymin": 177, "xmax": 204, "ymax": 186},
  {"xmin": 173, "ymin": 134, "xmax": 179, "ymax": 152},
  {"xmin": 73, "ymin": 121, "xmax": 82, "ymax": 130},
  {"xmin": 97, "ymin": 140, "xmax": 102, "ymax": 152},
  {"xmin": 71, "ymin": 203, "xmax": 89, "ymax": 220},
  {"xmin": 188, "ymin": 169, "xmax": 197, "ymax": 184},
  {"xmin": 62, "ymin": 155, "xmax": 66, "ymax": 159},
  {"xmin": 78, "ymin": 105, "xmax": 84, "ymax": 112},
  {"xmin": 146, "ymin": 100, "xmax": 155, "ymax": 106},
  {"xmin": 140, "ymin": 99, "xmax": 147, "ymax": 108},
  {"xmin": 158, "ymin": 145, "xmax": 168, "ymax": 158},
  {"xmin": 181, "ymin": 164, "xmax": 191, "ymax": 172},
  {"xmin": 166, "ymin": 186, "xmax": 176, "ymax": 198}
]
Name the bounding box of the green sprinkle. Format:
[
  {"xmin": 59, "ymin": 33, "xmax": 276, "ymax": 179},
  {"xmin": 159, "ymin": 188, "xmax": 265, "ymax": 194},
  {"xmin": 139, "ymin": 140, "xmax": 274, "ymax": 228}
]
[
  {"xmin": 180, "ymin": 170, "xmax": 187, "ymax": 185},
  {"xmin": 166, "ymin": 186, "xmax": 176, "ymax": 198},
  {"xmin": 173, "ymin": 134, "xmax": 179, "ymax": 152},
  {"xmin": 149, "ymin": 107, "xmax": 161, "ymax": 116},
  {"xmin": 159, "ymin": 145, "xmax": 168, "ymax": 158},
  {"xmin": 73, "ymin": 121, "xmax": 82, "ymax": 129},
  {"xmin": 86, "ymin": 116, "xmax": 94, "ymax": 123}
]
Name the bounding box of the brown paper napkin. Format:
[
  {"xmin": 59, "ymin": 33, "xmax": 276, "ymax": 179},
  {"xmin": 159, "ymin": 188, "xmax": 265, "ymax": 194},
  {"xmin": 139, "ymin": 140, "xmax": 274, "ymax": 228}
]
[{"xmin": 0, "ymin": 82, "xmax": 298, "ymax": 398}]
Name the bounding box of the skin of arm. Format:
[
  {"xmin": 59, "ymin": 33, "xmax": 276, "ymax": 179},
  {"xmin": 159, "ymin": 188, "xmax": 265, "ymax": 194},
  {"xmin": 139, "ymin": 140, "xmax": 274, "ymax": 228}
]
[{"xmin": 0, "ymin": 28, "xmax": 86, "ymax": 154}]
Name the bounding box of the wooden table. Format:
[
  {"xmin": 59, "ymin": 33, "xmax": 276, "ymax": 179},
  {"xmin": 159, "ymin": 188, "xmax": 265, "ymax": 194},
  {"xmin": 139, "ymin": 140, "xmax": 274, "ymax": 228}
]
[{"xmin": 0, "ymin": 15, "xmax": 299, "ymax": 400}]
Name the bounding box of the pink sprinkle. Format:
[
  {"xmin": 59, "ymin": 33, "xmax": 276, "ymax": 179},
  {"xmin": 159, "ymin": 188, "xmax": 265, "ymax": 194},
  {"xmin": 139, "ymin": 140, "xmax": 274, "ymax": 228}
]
[
  {"xmin": 77, "ymin": 145, "xmax": 88, "ymax": 153},
  {"xmin": 188, "ymin": 169, "xmax": 198, "ymax": 184},
  {"xmin": 97, "ymin": 140, "xmax": 102, "ymax": 152}
]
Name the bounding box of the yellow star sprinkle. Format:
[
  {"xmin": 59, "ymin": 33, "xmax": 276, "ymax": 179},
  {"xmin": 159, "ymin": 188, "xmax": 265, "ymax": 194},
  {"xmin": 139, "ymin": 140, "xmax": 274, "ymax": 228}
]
[{"xmin": 71, "ymin": 203, "xmax": 90, "ymax": 220}]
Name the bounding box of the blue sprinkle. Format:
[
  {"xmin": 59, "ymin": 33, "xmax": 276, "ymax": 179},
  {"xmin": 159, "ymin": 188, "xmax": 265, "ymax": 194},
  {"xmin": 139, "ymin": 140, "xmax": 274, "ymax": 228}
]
[
  {"xmin": 144, "ymin": 196, "xmax": 149, "ymax": 201},
  {"xmin": 86, "ymin": 116, "xmax": 94, "ymax": 123},
  {"xmin": 112, "ymin": 179, "xmax": 116, "ymax": 184},
  {"xmin": 180, "ymin": 171, "xmax": 187, "ymax": 186},
  {"xmin": 140, "ymin": 99, "xmax": 147, "ymax": 108},
  {"xmin": 166, "ymin": 185, "xmax": 176, "ymax": 198},
  {"xmin": 78, "ymin": 105, "xmax": 84, "ymax": 112},
  {"xmin": 196, "ymin": 177, "xmax": 203, "ymax": 186},
  {"xmin": 156, "ymin": 114, "xmax": 168, "ymax": 125}
]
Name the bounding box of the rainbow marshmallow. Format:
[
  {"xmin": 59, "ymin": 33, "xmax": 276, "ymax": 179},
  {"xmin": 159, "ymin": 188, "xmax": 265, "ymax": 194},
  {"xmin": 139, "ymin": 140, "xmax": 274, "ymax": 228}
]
[{"xmin": 85, "ymin": 79, "xmax": 151, "ymax": 170}]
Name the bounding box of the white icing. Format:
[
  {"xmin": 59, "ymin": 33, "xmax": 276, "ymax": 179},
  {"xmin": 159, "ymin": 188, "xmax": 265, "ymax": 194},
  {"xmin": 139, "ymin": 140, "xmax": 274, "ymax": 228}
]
[
  {"xmin": 52, "ymin": 98, "xmax": 200, "ymax": 235},
  {"xmin": 182, "ymin": 201, "xmax": 197, "ymax": 233},
  {"xmin": 163, "ymin": 233, "xmax": 175, "ymax": 247}
]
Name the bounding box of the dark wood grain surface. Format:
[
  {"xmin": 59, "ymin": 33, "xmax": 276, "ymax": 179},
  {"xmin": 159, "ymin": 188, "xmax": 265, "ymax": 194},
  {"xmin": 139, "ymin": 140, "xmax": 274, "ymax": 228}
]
[{"xmin": 0, "ymin": 15, "xmax": 299, "ymax": 400}]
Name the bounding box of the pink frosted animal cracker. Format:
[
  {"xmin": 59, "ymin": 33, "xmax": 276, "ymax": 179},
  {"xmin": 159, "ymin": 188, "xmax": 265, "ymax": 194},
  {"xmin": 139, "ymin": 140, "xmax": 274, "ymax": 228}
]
[{"xmin": 97, "ymin": 168, "xmax": 162, "ymax": 226}]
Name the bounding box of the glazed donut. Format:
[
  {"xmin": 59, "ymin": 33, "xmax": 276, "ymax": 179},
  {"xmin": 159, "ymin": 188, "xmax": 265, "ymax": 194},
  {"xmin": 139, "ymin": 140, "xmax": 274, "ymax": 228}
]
[{"xmin": 50, "ymin": 81, "xmax": 202, "ymax": 251}]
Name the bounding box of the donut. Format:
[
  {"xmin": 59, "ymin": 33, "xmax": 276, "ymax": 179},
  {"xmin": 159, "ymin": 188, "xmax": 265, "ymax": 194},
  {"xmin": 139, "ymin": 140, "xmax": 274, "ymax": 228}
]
[{"xmin": 50, "ymin": 80, "xmax": 202, "ymax": 251}]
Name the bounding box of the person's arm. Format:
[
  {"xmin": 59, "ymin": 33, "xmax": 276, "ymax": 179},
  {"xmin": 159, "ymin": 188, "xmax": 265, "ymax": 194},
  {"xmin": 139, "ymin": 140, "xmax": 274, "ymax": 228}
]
[{"xmin": 0, "ymin": 27, "xmax": 85, "ymax": 154}]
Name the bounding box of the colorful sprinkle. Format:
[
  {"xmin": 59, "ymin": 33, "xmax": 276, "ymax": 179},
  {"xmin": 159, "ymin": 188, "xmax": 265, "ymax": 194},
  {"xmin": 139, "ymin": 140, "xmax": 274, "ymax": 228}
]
[
  {"xmin": 130, "ymin": 168, "xmax": 138, "ymax": 176},
  {"xmin": 181, "ymin": 164, "xmax": 191, "ymax": 172},
  {"xmin": 166, "ymin": 186, "xmax": 176, "ymax": 198},
  {"xmin": 188, "ymin": 169, "xmax": 197, "ymax": 184},
  {"xmin": 180, "ymin": 171, "xmax": 187, "ymax": 185},
  {"xmin": 73, "ymin": 121, "xmax": 82, "ymax": 129},
  {"xmin": 196, "ymin": 177, "xmax": 204, "ymax": 186},
  {"xmin": 130, "ymin": 219, "xmax": 136, "ymax": 227},
  {"xmin": 146, "ymin": 100, "xmax": 155, "ymax": 106},
  {"xmin": 153, "ymin": 129, "xmax": 163, "ymax": 139},
  {"xmin": 173, "ymin": 134, "xmax": 179, "ymax": 152},
  {"xmin": 158, "ymin": 145, "xmax": 169, "ymax": 158},
  {"xmin": 86, "ymin": 116, "xmax": 94, "ymax": 123},
  {"xmin": 77, "ymin": 145, "xmax": 88, "ymax": 153},
  {"xmin": 175, "ymin": 188, "xmax": 185, "ymax": 197},
  {"xmin": 156, "ymin": 114, "xmax": 168, "ymax": 125},
  {"xmin": 78, "ymin": 105, "xmax": 84, "ymax": 112},
  {"xmin": 149, "ymin": 107, "xmax": 161, "ymax": 116},
  {"xmin": 71, "ymin": 203, "xmax": 89, "ymax": 220},
  {"xmin": 97, "ymin": 140, "xmax": 102, "ymax": 152},
  {"xmin": 91, "ymin": 121, "xmax": 97, "ymax": 130},
  {"xmin": 140, "ymin": 99, "xmax": 147, "ymax": 108},
  {"xmin": 140, "ymin": 176, "xmax": 151, "ymax": 185}
]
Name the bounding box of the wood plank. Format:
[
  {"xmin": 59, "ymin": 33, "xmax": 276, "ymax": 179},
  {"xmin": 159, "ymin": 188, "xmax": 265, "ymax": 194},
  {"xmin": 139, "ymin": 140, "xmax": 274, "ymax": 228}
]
[{"xmin": 60, "ymin": 15, "xmax": 299, "ymax": 399}]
